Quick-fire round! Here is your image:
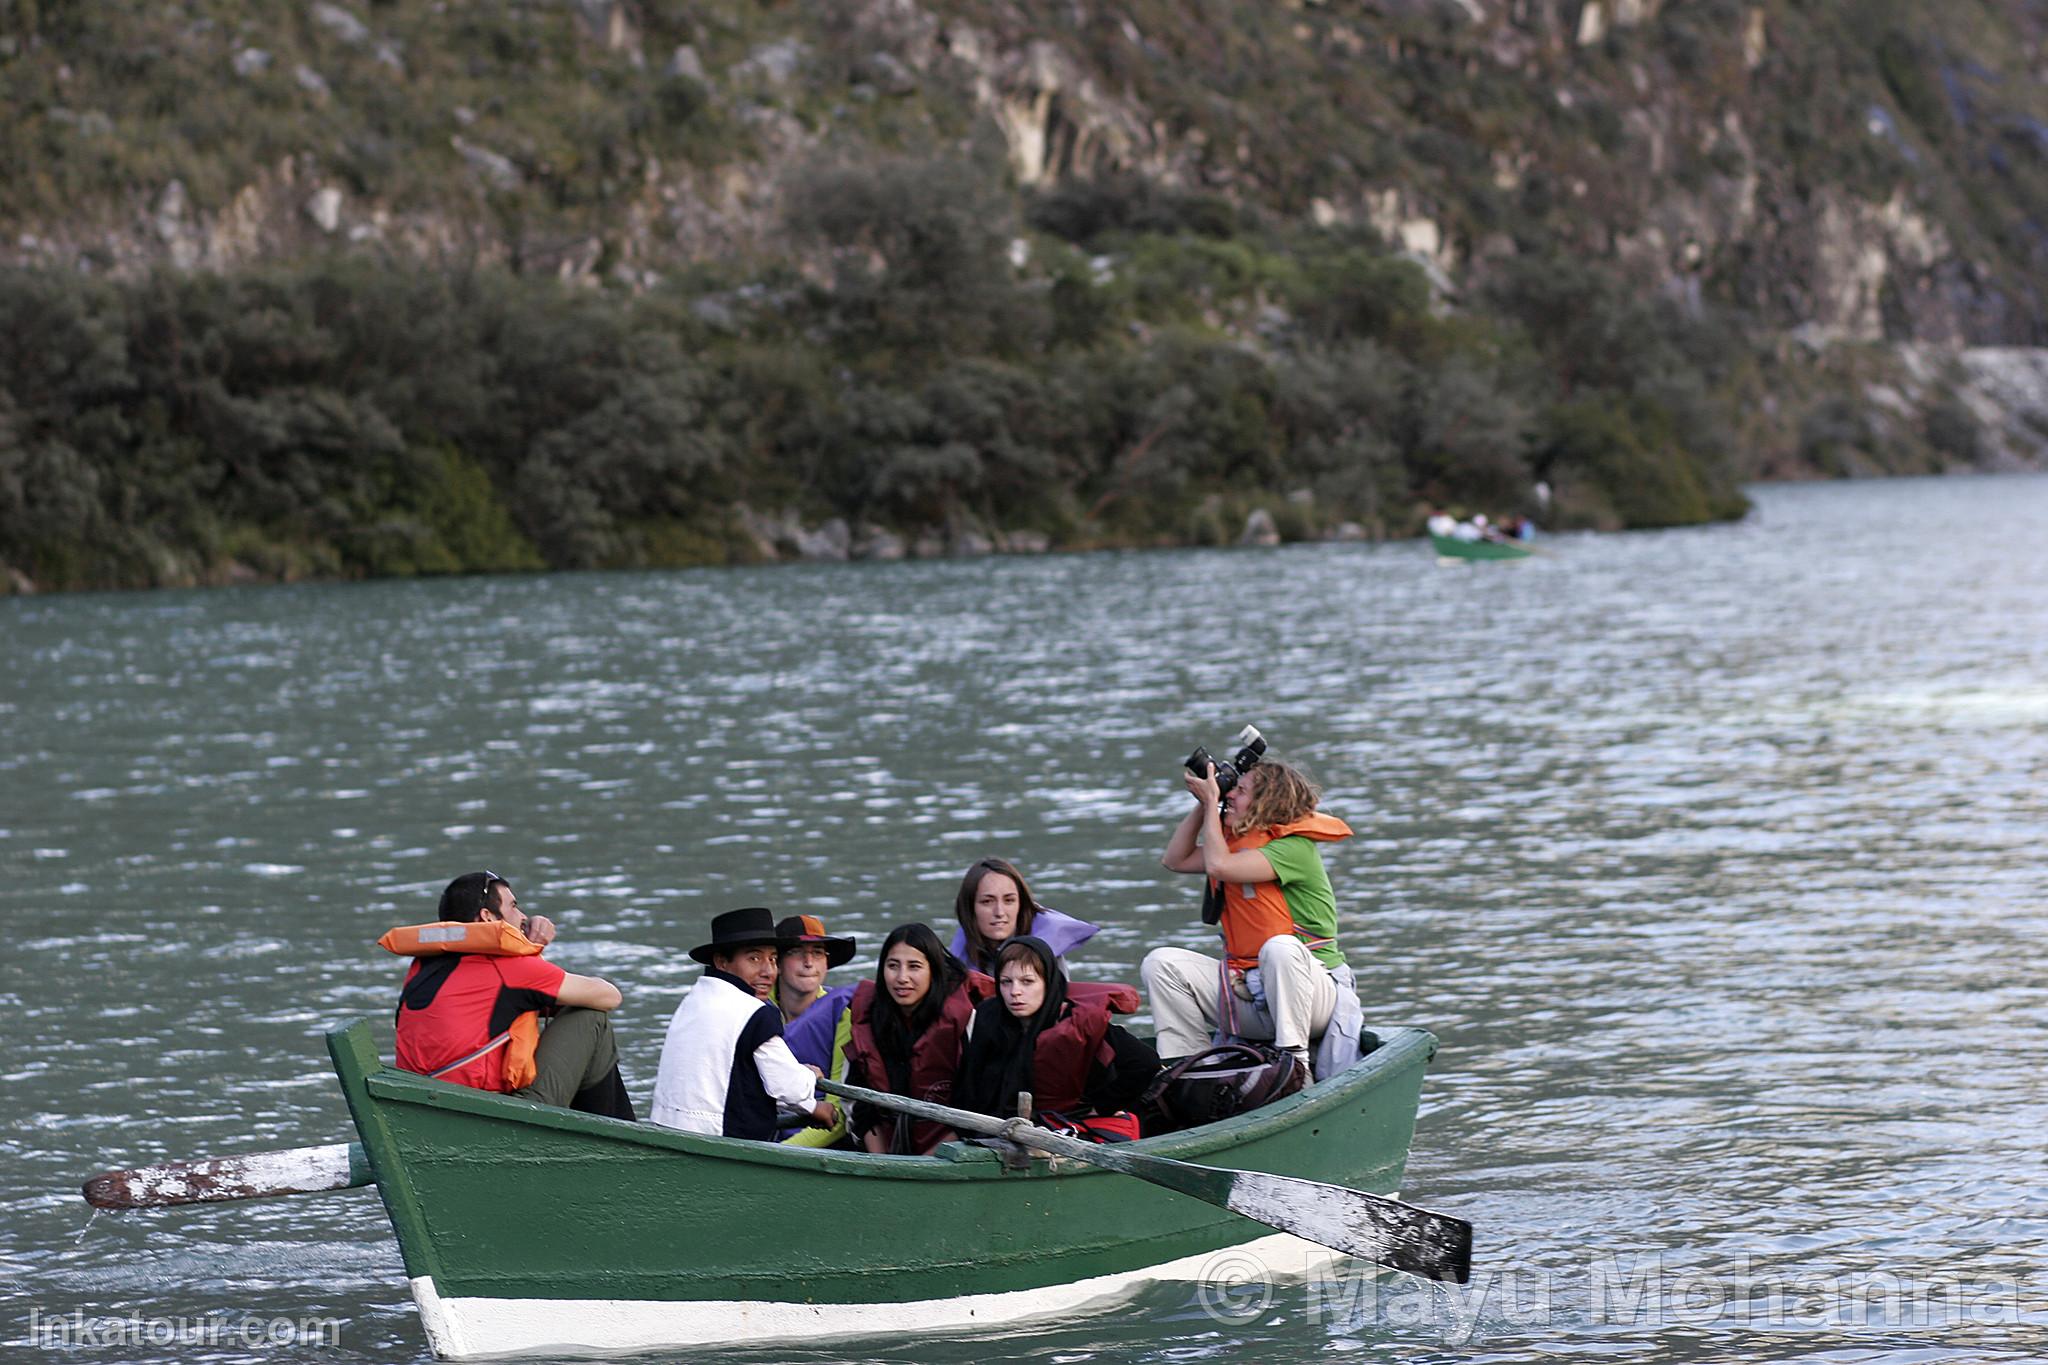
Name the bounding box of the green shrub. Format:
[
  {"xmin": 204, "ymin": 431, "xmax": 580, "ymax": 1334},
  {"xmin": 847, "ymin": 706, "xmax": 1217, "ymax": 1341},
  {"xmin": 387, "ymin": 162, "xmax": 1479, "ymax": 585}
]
[
  {"xmin": 1287, "ymin": 243, "xmax": 1431, "ymax": 344},
  {"xmin": 1540, "ymin": 394, "xmax": 1713, "ymax": 528},
  {"xmin": 1875, "ymin": 30, "xmax": 1944, "ymax": 137},
  {"xmin": 1025, "ymin": 174, "xmax": 1248, "ymax": 246},
  {"xmin": 782, "ymin": 152, "xmax": 1038, "ymax": 363},
  {"xmin": 1796, "ymin": 395, "xmax": 1878, "ymax": 477},
  {"xmin": 1923, "ymin": 394, "xmax": 1984, "ymax": 467},
  {"xmin": 405, "ymin": 443, "xmax": 544, "ymax": 574}
]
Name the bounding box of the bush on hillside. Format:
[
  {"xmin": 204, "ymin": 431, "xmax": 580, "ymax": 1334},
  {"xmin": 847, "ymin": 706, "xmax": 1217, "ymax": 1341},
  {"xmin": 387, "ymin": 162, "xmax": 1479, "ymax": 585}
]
[
  {"xmin": 1539, "ymin": 393, "xmax": 1715, "ymax": 529},
  {"xmin": 782, "ymin": 153, "xmax": 1040, "ymax": 364}
]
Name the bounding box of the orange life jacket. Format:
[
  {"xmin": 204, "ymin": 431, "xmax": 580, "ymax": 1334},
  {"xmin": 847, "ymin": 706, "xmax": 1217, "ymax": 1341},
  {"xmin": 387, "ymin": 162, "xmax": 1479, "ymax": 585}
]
[
  {"xmin": 1213, "ymin": 812, "xmax": 1352, "ymax": 969},
  {"xmin": 379, "ymin": 921, "xmax": 545, "ymax": 1089}
]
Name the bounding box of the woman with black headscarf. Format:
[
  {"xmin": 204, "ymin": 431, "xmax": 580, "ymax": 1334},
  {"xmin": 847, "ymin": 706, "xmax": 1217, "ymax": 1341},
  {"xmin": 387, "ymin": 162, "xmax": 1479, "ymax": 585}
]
[
  {"xmin": 955, "ymin": 936, "xmax": 1160, "ymax": 1127},
  {"xmin": 841, "ymin": 923, "xmax": 994, "ymax": 1154}
]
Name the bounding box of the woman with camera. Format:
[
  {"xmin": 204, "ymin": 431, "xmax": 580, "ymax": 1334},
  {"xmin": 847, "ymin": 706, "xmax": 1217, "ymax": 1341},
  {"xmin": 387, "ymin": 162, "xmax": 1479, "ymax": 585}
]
[
  {"xmin": 947, "ymin": 856, "xmax": 1101, "ymax": 978},
  {"xmin": 1144, "ymin": 750, "xmax": 1364, "ymax": 1089}
]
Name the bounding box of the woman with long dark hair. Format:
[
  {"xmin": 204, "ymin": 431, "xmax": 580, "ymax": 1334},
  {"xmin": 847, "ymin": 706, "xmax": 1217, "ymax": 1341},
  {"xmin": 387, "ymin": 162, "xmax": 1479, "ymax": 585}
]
[
  {"xmin": 840, "ymin": 923, "xmax": 993, "ymax": 1154},
  {"xmin": 948, "ymin": 857, "xmax": 1100, "ymax": 977},
  {"xmin": 955, "ymin": 936, "xmax": 1158, "ymax": 1127}
]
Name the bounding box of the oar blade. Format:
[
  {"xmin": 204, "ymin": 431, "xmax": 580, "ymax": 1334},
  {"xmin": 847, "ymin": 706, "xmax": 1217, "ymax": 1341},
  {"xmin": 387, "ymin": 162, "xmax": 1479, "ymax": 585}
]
[
  {"xmin": 83, "ymin": 1143, "xmax": 373, "ymax": 1210},
  {"xmin": 818, "ymin": 1076, "xmax": 1472, "ymax": 1285},
  {"xmin": 1225, "ymin": 1170, "xmax": 1472, "ymax": 1285}
]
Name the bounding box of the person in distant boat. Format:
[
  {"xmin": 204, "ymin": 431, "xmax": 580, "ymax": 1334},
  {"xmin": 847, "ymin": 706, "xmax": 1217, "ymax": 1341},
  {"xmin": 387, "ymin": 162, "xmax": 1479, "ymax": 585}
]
[
  {"xmin": 774, "ymin": 913, "xmax": 857, "ymax": 1148},
  {"xmin": 841, "ymin": 923, "xmax": 994, "ymax": 1154},
  {"xmin": 1426, "ymin": 510, "xmax": 1457, "ymax": 538},
  {"xmin": 1145, "ymin": 754, "xmax": 1367, "ymax": 1088},
  {"xmin": 948, "ymin": 856, "xmax": 1100, "ymax": 977},
  {"xmin": 955, "ymin": 936, "xmax": 1159, "ymax": 1131},
  {"xmin": 651, "ymin": 907, "xmax": 837, "ymax": 1140},
  {"xmin": 386, "ymin": 870, "xmax": 635, "ymax": 1119}
]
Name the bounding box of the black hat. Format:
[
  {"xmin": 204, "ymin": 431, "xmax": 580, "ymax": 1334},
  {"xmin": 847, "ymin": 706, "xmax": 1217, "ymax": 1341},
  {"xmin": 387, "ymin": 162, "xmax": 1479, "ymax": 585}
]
[
  {"xmin": 690, "ymin": 906, "xmax": 785, "ymax": 965},
  {"xmin": 776, "ymin": 914, "xmax": 858, "ymax": 968}
]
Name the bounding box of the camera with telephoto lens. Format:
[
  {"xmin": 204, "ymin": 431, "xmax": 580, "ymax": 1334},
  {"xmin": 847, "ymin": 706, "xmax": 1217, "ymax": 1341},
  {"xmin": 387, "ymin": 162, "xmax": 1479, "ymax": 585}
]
[{"xmin": 1183, "ymin": 725, "xmax": 1268, "ymax": 797}]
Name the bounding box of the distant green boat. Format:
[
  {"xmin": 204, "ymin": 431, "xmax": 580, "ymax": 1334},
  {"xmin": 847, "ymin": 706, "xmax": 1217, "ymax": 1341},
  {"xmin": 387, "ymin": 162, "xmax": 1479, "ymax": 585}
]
[
  {"xmin": 1429, "ymin": 532, "xmax": 1533, "ymax": 561},
  {"xmin": 327, "ymin": 1020, "xmax": 1439, "ymax": 1359}
]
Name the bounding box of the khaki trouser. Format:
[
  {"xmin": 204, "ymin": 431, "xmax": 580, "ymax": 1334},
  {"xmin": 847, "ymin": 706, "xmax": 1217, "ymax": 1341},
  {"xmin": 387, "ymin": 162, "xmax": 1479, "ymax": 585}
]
[
  {"xmin": 511, "ymin": 1007, "xmax": 623, "ymax": 1108},
  {"xmin": 1141, "ymin": 936, "xmax": 1338, "ymax": 1059}
]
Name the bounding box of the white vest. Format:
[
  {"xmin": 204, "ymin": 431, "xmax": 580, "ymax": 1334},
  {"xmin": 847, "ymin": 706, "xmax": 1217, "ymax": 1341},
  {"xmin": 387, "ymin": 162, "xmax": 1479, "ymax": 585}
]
[{"xmin": 651, "ymin": 970, "xmax": 815, "ymax": 1137}]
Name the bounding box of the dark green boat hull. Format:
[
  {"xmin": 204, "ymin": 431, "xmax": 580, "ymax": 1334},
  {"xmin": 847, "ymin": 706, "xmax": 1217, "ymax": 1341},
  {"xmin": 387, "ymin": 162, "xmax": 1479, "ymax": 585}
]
[
  {"xmin": 1430, "ymin": 532, "xmax": 1533, "ymax": 560},
  {"xmin": 328, "ymin": 1021, "xmax": 1437, "ymax": 1357}
]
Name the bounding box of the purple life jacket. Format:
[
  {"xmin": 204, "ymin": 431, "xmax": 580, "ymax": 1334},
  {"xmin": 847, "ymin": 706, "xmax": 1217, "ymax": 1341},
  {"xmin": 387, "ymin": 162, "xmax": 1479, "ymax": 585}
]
[
  {"xmin": 781, "ymin": 983, "xmax": 854, "ymax": 1074},
  {"xmin": 948, "ymin": 905, "xmax": 1101, "ymax": 975}
]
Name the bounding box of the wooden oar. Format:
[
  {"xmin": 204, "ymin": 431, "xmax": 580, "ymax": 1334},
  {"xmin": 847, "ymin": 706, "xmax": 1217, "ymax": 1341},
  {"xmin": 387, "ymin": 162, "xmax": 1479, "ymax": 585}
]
[
  {"xmin": 82, "ymin": 1143, "xmax": 374, "ymax": 1210},
  {"xmin": 819, "ymin": 1078, "xmax": 1472, "ymax": 1284}
]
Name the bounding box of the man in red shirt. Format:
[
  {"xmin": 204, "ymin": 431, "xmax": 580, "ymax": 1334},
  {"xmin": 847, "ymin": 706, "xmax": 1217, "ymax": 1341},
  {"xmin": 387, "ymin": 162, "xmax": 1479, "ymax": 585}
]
[{"xmin": 393, "ymin": 870, "xmax": 635, "ymax": 1119}]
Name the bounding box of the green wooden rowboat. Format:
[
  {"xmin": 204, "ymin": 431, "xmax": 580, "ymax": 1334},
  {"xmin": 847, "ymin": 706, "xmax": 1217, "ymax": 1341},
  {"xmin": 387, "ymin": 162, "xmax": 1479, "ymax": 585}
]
[
  {"xmin": 1429, "ymin": 532, "xmax": 1533, "ymax": 561},
  {"xmin": 326, "ymin": 1019, "xmax": 1440, "ymax": 1359}
]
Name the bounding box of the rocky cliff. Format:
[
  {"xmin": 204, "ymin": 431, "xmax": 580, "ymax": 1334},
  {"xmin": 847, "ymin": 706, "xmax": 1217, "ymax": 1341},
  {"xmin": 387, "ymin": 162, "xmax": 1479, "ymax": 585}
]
[
  {"xmin": 2, "ymin": 0, "xmax": 2046, "ymax": 590},
  {"xmin": 10, "ymin": 1, "xmax": 2044, "ymax": 335}
]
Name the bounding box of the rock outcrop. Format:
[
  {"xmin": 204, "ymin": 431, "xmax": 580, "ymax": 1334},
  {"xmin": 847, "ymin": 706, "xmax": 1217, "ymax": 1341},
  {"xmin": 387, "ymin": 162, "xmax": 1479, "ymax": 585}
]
[
  {"xmin": 6, "ymin": 0, "xmax": 2040, "ymax": 360},
  {"xmin": 1956, "ymin": 349, "xmax": 2048, "ymax": 468}
]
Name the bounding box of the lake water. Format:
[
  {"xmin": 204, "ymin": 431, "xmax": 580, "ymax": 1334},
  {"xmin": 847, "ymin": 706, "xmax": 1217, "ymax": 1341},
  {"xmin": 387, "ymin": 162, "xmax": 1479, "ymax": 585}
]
[{"xmin": 4, "ymin": 476, "xmax": 2047, "ymax": 1363}]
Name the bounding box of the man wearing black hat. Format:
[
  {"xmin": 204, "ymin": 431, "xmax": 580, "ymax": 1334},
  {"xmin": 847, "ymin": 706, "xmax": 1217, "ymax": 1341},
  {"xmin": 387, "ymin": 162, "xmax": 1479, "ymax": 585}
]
[{"xmin": 649, "ymin": 908, "xmax": 837, "ymax": 1140}]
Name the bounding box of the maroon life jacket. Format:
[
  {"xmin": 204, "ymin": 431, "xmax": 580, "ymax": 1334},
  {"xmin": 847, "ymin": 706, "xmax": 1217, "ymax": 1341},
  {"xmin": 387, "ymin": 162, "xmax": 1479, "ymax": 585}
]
[
  {"xmin": 1024, "ymin": 982, "xmax": 1141, "ymax": 1114},
  {"xmin": 1068, "ymin": 981, "xmax": 1141, "ymax": 1015},
  {"xmin": 845, "ymin": 971, "xmax": 995, "ymax": 1153},
  {"xmin": 1021, "ymin": 1001, "xmax": 1113, "ymax": 1115}
]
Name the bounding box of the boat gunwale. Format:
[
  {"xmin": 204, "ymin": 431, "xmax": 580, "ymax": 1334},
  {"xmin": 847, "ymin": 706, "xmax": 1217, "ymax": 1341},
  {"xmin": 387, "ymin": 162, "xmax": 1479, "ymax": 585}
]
[{"xmin": 339, "ymin": 1021, "xmax": 1437, "ymax": 1181}]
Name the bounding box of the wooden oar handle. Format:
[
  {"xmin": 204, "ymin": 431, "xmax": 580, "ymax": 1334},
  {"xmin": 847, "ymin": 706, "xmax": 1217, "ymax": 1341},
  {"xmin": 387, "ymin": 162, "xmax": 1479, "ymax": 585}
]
[
  {"xmin": 816, "ymin": 1078, "xmax": 1094, "ymax": 1159},
  {"xmin": 82, "ymin": 1142, "xmax": 373, "ymax": 1209}
]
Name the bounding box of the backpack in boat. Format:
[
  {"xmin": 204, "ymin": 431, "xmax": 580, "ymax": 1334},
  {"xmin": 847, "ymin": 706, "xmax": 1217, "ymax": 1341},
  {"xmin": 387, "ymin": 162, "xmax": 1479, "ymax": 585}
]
[{"xmin": 1138, "ymin": 1042, "xmax": 1302, "ymax": 1135}]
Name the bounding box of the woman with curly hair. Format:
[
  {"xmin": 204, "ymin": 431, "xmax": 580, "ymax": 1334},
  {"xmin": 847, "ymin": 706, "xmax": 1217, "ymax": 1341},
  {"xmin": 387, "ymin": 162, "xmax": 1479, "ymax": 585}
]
[{"xmin": 1145, "ymin": 752, "xmax": 1365, "ymax": 1087}]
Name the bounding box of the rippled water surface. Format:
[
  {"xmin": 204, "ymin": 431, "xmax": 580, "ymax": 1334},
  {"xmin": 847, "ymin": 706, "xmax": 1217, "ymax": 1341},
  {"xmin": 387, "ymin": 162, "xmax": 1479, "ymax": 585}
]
[{"xmin": 5, "ymin": 476, "xmax": 2048, "ymax": 1362}]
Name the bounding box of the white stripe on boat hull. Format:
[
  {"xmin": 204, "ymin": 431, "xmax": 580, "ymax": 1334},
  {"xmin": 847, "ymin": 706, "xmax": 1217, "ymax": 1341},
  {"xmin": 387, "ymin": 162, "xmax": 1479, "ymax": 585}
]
[{"xmin": 410, "ymin": 1223, "xmax": 1373, "ymax": 1359}]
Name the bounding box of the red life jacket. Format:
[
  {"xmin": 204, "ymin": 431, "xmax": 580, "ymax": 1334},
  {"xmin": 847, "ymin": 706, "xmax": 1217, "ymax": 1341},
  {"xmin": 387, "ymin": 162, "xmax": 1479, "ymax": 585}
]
[
  {"xmin": 381, "ymin": 920, "xmax": 550, "ymax": 1090},
  {"xmin": 1041, "ymin": 1110, "xmax": 1142, "ymax": 1143},
  {"xmin": 844, "ymin": 971, "xmax": 994, "ymax": 1153}
]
